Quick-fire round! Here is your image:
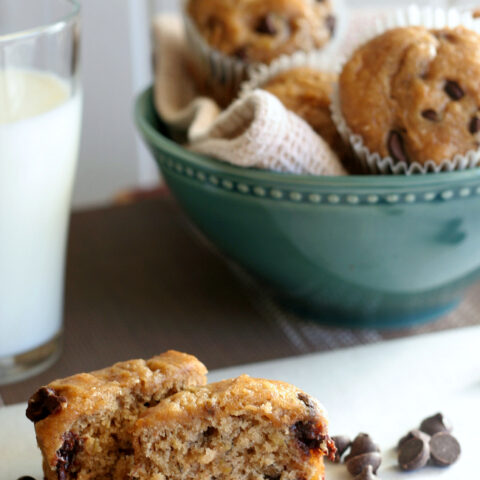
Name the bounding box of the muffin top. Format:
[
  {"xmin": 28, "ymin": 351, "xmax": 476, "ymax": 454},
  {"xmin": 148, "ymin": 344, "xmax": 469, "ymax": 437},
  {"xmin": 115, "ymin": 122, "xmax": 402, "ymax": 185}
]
[
  {"xmin": 136, "ymin": 375, "xmax": 330, "ymax": 442},
  {"xmin": 339, "ymin": 26, "xmax": 480, "ymax": 166},
  {"xmin": 187, "ymin": 0, "xmax": 335, "ymax": 64},
  {"xmin": 263, "ymin": 66, "xmax": 347, "ymax": 157}
]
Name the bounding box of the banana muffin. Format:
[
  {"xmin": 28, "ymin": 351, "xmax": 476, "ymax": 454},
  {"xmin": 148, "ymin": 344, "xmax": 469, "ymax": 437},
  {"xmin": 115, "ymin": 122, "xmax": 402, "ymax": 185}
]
[
  {"xmin": 186, "ymin": 0, "xmax": 336, "ymax": 65},
  {"xmin": 26, "ymin": 351, "xmax": 207, "ymax": 480},
  {"xmin": 132, "ymin": 375, "xmax": 335, "ymax": 480},
  {"xmin": 339, "ymin": 26, "xmax": 480, "ymax": 166},
  {"xmin": 263, "ymin": 67, "xmax": 347, "ymax": 157}
]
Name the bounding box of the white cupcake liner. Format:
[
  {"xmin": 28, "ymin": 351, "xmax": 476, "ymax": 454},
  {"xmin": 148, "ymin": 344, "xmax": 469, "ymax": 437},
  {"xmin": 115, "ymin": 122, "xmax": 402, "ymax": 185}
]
[
  {"xmin": 182, "ymin": 0, "xmax": 347, "ymax": 101},
  {"xmin": 239, "ymin": 50, "xmax": 340, "ymax": 99},
  {"xmin": 331, "ymin": 4, "xmax": 480, "ymax": 175}
]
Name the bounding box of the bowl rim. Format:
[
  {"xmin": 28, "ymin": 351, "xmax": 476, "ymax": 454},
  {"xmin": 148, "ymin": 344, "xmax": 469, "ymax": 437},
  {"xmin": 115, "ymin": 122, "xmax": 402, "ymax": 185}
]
[{"xmin": 135, "ymin": 87, "xmax": 480, "ymax": 189}]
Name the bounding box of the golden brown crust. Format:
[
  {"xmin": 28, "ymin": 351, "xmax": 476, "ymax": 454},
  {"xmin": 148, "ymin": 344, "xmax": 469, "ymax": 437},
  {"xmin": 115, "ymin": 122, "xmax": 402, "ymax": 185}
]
[
  {"xmin": 263, "ymin": 67, "xmax": 348, "ymax": 158},
  {"xmin": 187, "ymin": 0, "xmax": 335, "ymax": 64},
  {"xmin": 137, "ymin": 374, "xmax": 327, "ymax": 429},
  {"xmin": 28, "ymin": 351, "xmax": 207, "ymax": 480},
  {"xmin": 133, "ymin": 375, "xmax": 333, "ymax": 480},
  {"xmin": 339, "ymin": 26, "xmax": 480, "ymax": 166}
]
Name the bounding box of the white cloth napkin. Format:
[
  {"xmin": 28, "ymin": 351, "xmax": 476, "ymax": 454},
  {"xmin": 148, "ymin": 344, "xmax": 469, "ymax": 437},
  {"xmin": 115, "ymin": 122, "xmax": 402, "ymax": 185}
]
[
  {"xmin": 153, "ymin": 15, "xmax": 346, "ymax": 176},
  {"xmin": 191, "ymin": 90, "xmax": 346, "ymax": 175}
]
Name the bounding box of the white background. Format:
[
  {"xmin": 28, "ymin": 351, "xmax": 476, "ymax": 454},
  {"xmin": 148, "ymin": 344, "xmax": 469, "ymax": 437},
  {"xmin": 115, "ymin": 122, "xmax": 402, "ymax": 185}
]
[{"xmin": 74, "ymin": 0, "xmax": 473, "ymax": 209}]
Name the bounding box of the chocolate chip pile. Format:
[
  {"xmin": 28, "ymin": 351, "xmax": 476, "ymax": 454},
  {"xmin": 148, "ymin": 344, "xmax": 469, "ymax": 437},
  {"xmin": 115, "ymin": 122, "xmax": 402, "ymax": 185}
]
[
  {"xmin": 397, "ymin": 413, "xmax": 461, "ymax": 471},
  {"xmin": 330, "ymin": 433, "xmax": 381, "ymax": 480},
  {"xmin": 328, "ymin": 412, "xmax": 460, "ymax": 479}
]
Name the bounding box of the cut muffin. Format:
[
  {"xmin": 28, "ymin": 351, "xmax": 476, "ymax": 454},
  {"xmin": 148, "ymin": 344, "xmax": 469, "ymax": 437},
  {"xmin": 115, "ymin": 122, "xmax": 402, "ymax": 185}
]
[
  {"xmin": 132, "ymin": 374, "xmax": 335, "ymax": 480},
  {"xmin": 263, "ymin": 67, "xmax": 348, "ymax": 159},
  {"xmin": 26, "ymin": 350, "xmax": 207, "ymax": 480}
]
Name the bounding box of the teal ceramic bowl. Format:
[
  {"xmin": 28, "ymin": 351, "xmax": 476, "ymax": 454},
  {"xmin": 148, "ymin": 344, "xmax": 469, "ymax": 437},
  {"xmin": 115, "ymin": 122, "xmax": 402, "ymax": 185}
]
[{"xmin": 135, "ymin": 87, "xmax": 480, "ymax": 328}]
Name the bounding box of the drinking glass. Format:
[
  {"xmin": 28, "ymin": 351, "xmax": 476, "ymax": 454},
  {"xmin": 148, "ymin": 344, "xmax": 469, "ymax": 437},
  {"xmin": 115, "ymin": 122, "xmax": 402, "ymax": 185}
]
[{"xmin": 0, "ymin": 0, "xmax": 81, "ymax": 384}]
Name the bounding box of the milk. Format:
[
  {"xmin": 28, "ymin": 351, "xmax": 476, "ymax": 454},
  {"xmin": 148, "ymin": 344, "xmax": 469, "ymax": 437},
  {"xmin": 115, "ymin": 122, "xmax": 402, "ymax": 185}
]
[{"xmin": 0, "ymin": 70, "xmax": 81, "ymax": 358}]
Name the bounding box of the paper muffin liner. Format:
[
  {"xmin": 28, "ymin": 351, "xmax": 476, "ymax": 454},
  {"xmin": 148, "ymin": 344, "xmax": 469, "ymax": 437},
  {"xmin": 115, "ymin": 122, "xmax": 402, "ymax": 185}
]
[
  {"xmin": 331, "ymin": 4, "xmax": 480, "ymax": 175},
  {"xmin": 182, "ymin": 0, "xmax": 347, "ymax": 104}
]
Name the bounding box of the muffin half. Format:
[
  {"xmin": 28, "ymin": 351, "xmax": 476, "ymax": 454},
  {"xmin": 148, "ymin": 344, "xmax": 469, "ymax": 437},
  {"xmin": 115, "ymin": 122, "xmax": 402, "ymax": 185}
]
[
  {"xmin": 132, "ymin": 374, "xmax": 335, "ymax": 480},
  {"xmin": 26, "ymin": 351, "xmax": 207, "ymax": 480}
]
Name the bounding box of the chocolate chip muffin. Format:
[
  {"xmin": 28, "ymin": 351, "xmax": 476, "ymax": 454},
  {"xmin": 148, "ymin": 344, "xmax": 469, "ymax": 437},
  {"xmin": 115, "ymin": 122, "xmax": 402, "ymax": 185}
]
[
  {"xmin": 187, "ymin": 0, "xmax": 336, "ymax": 65},
  {"xmin": 132, "ymin": 375, "xmax": 335, "ymax": 480},
  {"xmin": 339, "ymin": 26, "xmax": 480, "ymax": 166},
  {"xmin": 263, "ymin": 67, "xmax": 347, "ymax": 158},
  {"xmin": 26, "ymin": 351, "xmax": 207, "ymax": 480}
]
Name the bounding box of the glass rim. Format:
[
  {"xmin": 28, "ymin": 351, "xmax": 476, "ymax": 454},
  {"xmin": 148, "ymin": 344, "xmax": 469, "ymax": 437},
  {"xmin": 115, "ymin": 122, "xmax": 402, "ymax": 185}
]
[{"xmin": 0, "ymin": 0, "xmax": 81, "ymax": 44}]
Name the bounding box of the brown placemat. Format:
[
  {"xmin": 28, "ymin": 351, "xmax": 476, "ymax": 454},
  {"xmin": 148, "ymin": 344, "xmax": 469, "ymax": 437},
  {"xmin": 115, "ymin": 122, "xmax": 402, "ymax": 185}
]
[
  {"xmin": 1, "ymin": 196, "xmax": 478, "ymax": 405},
  {"xmin": 241, "ymin": 272, "xmax": 480, "ymax": 353}
]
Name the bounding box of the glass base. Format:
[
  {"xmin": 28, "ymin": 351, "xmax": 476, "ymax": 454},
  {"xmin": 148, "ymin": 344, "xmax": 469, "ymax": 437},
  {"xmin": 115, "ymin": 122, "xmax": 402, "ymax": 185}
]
[{"xmin": 0, "ymin": 334, "xmax": 62, "ymax": 386}]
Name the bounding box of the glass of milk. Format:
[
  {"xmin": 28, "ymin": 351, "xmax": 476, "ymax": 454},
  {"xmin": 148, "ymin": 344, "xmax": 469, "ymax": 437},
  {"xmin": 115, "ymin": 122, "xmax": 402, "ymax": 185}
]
[{"xmin": 0, "ymin": 0, "xmax": 81, "ymax": 384}]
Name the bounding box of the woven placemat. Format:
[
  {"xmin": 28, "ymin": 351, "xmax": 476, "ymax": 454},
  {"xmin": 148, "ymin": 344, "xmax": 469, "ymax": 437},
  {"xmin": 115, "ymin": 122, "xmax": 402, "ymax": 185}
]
[{"xmin": 245, "ymin": 275, "xmax": 480, "ymax": 354}]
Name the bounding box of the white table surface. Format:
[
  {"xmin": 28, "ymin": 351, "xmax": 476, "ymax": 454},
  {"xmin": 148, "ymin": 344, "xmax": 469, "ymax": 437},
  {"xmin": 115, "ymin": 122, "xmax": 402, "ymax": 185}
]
[{"xmin": 1, "ymin": 326, "xmax": 479, "ymax": 479}]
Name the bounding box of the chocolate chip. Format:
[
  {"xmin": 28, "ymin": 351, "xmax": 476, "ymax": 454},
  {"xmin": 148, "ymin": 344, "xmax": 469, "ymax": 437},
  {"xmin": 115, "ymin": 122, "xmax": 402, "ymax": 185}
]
[
  {"xmin": 353, "ymin": 465, "xmax": 379, "ymax": 480},
  {"xmin": 292, "ymin": 421, "xmax": 336, "ymax": 460},
  {"xmin": 387, "ymin": 130, "xmax": 409, "ymax": 164},
  {"xmin": 444, "ymin": 80, "xmax": 464, "ymax": 101},
  {"xmin": 470, "ymin": 116, "xmax": 480, "ymax": 134},
  {"xmin": 421, "ymin": 109, "xmax": 439, "ymax": 121},
  {"xmin": 292, "ymin": 421, "xmax": 325, "ymax": 450},
  {"xmin": 206, "ymin": 16, "xmax": 219, "ymax": 31},
  {"xmin": 331, "ymin": 435, "xmax": 352, "ymax": 463},
  {"xmin": 17, "ymin": 477, "xmax": 36, "ymax": 480},
  {"xmin": 203, "ymin": 426, "xmax": 217, "ymax": 437},
  {"xmin": 26, "ymin": 387, "xmax": 67, "ymax": 423},
  {"xmin": 420, "ymin": 413, "xmax": 452, "ymax": 436},
  {"xmin": 56, "ymin": 432, "xmax": 82, "ymax": 480},
  {"xmin": 345, "ymin": 433, "xmax": 380, "ymax": 461},
  {"xmin": 346, "ymin": 452, "xmax": 382, "ymax": 476},
  {"xmin": 233, "ymin": 46, "xmax": 248, "ymax": 61},
  {"xmin": 297, "ymin": 393, "xmax": 318, "ymax": 418},
  {"xmin": 326, "ymin": 15, "xmax": 336, "ymax": 36},
  {"xmin": 118, "ymin": 447, "xmax": 134, "ymax": 455},
  {"xmin": 398, "ymin": 437, "xmax": 430, "ymax": 471},
  {"xmin": 292, "ymin": 421, "xmax": 321, "ymax": 450},
  {"xmin": 297, "ymin": 393, "xmax": 315, "ymax": 411},
  {"xmin": 430, "ymin": 432, "xmax": 461, "ymax": 467},
  {"xmin": 398, "ymin": 429, "xmax": 430, "ymax": 449},
  {"xmin": 256, "ymin": 14, "xmax": 278, "ymax": 35}
]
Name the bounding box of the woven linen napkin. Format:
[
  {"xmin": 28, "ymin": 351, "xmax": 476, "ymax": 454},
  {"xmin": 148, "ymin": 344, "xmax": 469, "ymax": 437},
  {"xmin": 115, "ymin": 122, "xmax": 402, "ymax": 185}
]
[
  {"xmin": 190, "ymin": 90, "xmax": 346, "ymax": 175},
  {"xmin": 153, "ymin": 15, "xmax": 346, "ymax": 176},
  {"xmin": 152, "ymin": 15, "xmax": 221, "ymax": 141}
]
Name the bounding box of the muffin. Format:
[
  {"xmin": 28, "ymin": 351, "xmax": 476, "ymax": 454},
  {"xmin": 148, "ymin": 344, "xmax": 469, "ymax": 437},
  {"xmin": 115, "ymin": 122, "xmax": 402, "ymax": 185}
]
[
  {"xmin": 338, "ymin": 26, "xmax": 480, "ymax": 170},
  {"xmin": 263, "ymin": 67, "xmax": 348, "ymax": 158},
  {"xmin": 132, "ymin": 375, "xmax": 335, "ymax": 480},
  {"xmin": 26, "ymin": 351, "xmax": 207, "ymax": 480},
  {"xmin": 186, "ymin": 0, "xmax": 336, "ymax": 65},
  {"xmin": 185, "ymin": 0, "xmax": 336, "ymax": 105}
]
